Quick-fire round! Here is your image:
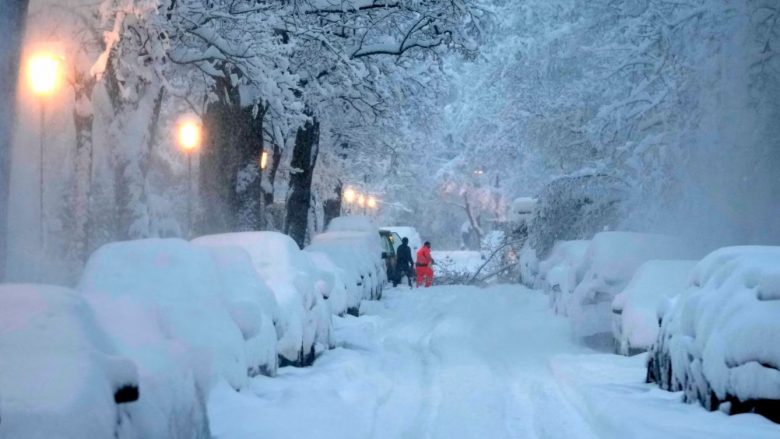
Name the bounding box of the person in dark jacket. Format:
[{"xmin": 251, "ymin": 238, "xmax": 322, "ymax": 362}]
[{"xmin": 395, "ymin": 237, "xmax": 415, "ymax": 287}]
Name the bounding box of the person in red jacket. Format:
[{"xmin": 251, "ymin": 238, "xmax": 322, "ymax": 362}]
[{"xmin": 415, "ymin": 241, "xmax": 435, "ymax": 288}]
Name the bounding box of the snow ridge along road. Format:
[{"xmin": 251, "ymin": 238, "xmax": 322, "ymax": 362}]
[{"xmin": 208, "ymin": 285, "xmax": 780, "ymax": 439}]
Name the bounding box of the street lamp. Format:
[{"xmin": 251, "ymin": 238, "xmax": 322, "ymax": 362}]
[
  {"xmin": 344, "ymin": 187, "xmax": 356, "ymax": 204},
  {"xmin": 27, "ymin": 52, "xmax": 61, "ymax": 249},
  {"xmin": 177, "ymin": 116, "xmax": 202, "ymax": 237},
  {"xmin": 260, "ymin": 150, "xmax": 269, "ymax": 170},
  {"xmin": 367, "ymin": 196, "xmax": 377, "ymax": 209}
]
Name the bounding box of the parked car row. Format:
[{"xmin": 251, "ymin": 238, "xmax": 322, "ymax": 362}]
[
  {"xmin": 0, "ymin": 217, "xmax": 388, "ymax": 437},
  {"xmin": 529, "ymin": 232, "xmax": 780, "ymax": 421}
]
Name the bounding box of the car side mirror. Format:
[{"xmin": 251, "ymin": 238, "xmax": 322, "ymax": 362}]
[{"xmin": 114, "ymin": 384, "xmax": 139, "ymax": 404}]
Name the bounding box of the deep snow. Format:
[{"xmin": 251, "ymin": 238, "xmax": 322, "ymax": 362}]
[{"xmin": 208, "ymin": 285, "xmax": 780, "ymax": 438}]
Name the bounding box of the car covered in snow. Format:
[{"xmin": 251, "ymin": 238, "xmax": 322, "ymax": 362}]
[
  {"xmin": 306, "ymin": 250, "xmax": 351, "ymax": 316},
  {"xmin": 568, "ymin": 232, "xmax": 698, "ymax": 345},
  {"xmin": 193, "ymin": 232, "xmax": 331, "ymax": 367},
  {"xmin": 309, "ymin": 216, "xmax": 386, "ymax": 301},
  {"xmin": 537, "ymin": 239, "xmax": 590, "ymax": 315},
  {"xmin": 611, "ymin": 260, "xmax": 696, "ymax": 356},
  {"xmin": 196, "ymin": 244, "xmax": 280, "ymax": 376},
  {"xmin": 0, "ymin": 284, "xmax": 140, "ymax": 439},
  {"xmin": 648, "ymin": 246, "xmax": 780, "ymax": 422},
  {"xmin": 80, "ymin": 239, "xmax": 263, "ymax": 437}
]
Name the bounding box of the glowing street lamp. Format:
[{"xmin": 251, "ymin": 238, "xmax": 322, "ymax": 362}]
[
  {"xmin": 357, "ymin": 194, "xmax": 366, "ymax": 208},
  {"xmin": 177, "ymin": 116, "xmax": 202, "ymax": 237},
  {"xmin": 28, "ymin": 54, "xmax": 60, "ymax": 96},
  {"xmin": 27, "ymin": 52, "xmax": 61, "ymax": 250},
  {"xmin": 344, "ymin": 187, "xmax": 357, "ymax": 204},
  {"xmin": 367, "ymin": 196, "xmax": 378, "ymax": 209},
  {"xmin": 260, "ymin": 150, "xmax": 269, "ymax": 170}
]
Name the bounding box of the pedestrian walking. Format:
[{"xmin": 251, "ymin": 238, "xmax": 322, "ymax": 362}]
[{"xmin": 415, "ymin": 241, "xmax": 435, "ymax": 288}]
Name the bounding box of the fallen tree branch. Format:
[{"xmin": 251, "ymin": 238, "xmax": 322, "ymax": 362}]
[{"xmin": 468, "ymin": 238, "xmax": 525, "ymax": 285}]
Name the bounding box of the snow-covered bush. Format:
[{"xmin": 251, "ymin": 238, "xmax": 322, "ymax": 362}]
[
  {"xmin": 648, "ymin": 247, "xmax": 780, "ymax": 422},
  {"xmin": 569, "ymin": 232, "xmax": 697, "ymax": 342},
  {"xmin": 528, "ymin": 174, "xmax": 628, "ymax": 260},
  {"xmin": 537, "ymin": 240, "xmax": 590, "ymax": 315},
  {"xmin": 0, "ymin": 284, "xmax": 141, "ymax": 439},
  {"xmin": 194, "ymin": 244, "xmax": 280, "ymax": 377},
  {"xmin": 193, "ymin": 232, "xmax": 331, "ymax": 367},
  {"xmin": 611, "ymin": 260, "xmax": 696, "ymax": 356},
  {"xmin": 79, "ymin": 239, "xmax": 249, "ymax": 390}
]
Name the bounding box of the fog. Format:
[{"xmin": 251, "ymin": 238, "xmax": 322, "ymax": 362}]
[{"xmin": 3, "ymin": 0, "xmax": 779, "ymax": 284}]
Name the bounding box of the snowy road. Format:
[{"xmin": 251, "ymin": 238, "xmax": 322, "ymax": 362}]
[{"xmin": 209, "ymin": 285, "xmax": 780, "ymax": 439}]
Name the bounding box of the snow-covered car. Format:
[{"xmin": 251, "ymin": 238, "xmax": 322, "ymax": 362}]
[
  {"xmin": 537, "ymin": 240, "xmax": 590, "ymax": 315},
  {"xmin": 193, "ymin": 232, "xmax": 331, "ymax": 367},
  {"xmin": 306, "ymin": 250, "xmax": 350, "ymax": 316},
  {"xmin": 0, "ymin": 284, "xmax": 140, "ymax": 439},
  {"xmin": 80, "ymin": 239, "xmax": 250, "ymax": 389},
  {"xmin": 568, "ymin": 232, "xmax": 698, "ymax": 343},
  {"xmin": 313, "ymin": 216, "xmax": 386, "ymax": 300},
  {"xmin": 611, "ymin": 260, "xmax": 696, "ymax": 356},
  {"xmin": 648, "ymin": 246, "xmax": 780, "ymax": 422},
  {"xmin": 305, "ymin": 240, "xmax": 366, "ymax": 315},
  {"xmin": 196, "ymin": 244, "xmax": 280, "ymax": 376}
]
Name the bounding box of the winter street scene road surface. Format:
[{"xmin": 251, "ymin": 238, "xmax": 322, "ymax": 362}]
[
  {"xmin": 2, "ymin": 0, "xmax": 780, "ymax": 438},
  {"xmin": 209, "ymin": 285, "xmax": 780, "ymax": 439}
]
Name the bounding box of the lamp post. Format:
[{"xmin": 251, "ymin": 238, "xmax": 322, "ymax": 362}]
[
  {"xmin": 177, "ymin": 116, "xmax": 201, "ymax": 237},
  {"xmin": 27, "ymin": 53, "xmax": 60, "ymax": 249}
]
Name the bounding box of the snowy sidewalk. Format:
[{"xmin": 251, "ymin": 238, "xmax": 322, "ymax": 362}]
[{"xmin": 208, "ymin": 285, "xmax": 780, "ymax": 439}]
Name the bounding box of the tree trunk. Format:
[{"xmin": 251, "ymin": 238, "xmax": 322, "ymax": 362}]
[
  {"xmin": 322, "ymin": 183, "xmax": 342, "ymax": 228},
  {"xmin": 235, "ymin": 105, "xmax": 266, "ymax": 231},
  {"xmin": 285, "ymin": 116, "xmax": 319, "ymax": 248},
  {"xmin": 114, "ymin": 86, "xmax": 165, "ymax": 240},
  {"xmin": 199, "ymin": 78, "xmax": 267, "ymax": 234},
  {"xmin": 0, "ymin": 0, "xmax": 29, "ymax": 280},
  {"xmin": 200, "ymin": 77, "xmax": 242, "ymax": 234},
  {"xmin": 464, "ymin": 192, "xmax": 482, "ymax": 249}
]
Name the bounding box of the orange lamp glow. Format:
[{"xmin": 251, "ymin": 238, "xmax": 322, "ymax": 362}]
[
  {"xmin": 28, "ymin": 53, "xmax": 60, "ymax": 96},
  {"xmin": 177, "ymin": 118, "xmax": 201, "ymax": 152},
  {"xmin": 344, "ymin": 188, "xmax": 356, "ymax": 204}
]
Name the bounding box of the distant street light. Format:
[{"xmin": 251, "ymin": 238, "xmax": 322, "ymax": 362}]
[
  {"xmin": 177, "ymin": 116, "xmax": 202, "ymax": 237},
  {"xmin": 367, "ymin": 196, "xmax": 378, "ymax": 209},
  {"xmin": 344, "ymin": 187, "xmax": 356, "ymax": 204},
  {"xmin": 357, "ymin": 194, "xmax": 366, "ymax": 208},
  {"xmin": 260, "ymin": 150, "xmax": 269, "ymax": 170},
  {"xmin": 27, "ymin": 52, "xmax": 61, "ymax": 250}
]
